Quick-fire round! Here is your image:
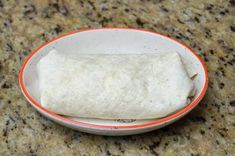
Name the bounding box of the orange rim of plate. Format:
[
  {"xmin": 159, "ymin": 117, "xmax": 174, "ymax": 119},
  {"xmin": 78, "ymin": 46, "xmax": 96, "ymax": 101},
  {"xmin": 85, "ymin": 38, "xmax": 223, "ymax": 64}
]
[{"xmin": 19, "ymin": 27, "xmax": 208, "ymax": 129}]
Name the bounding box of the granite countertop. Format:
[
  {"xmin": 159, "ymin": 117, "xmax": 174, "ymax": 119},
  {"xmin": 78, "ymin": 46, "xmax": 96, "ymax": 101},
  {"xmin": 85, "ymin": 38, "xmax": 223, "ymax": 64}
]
[{"xmin": 0, "ymin": 0, "xmax": 234, "ymax": 155}]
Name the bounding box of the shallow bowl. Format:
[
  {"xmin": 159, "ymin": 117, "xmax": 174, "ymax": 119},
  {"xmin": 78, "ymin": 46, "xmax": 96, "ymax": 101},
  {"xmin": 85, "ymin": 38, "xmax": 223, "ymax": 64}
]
[{"xmin": 19, "ymin": 28, "xmax": 208, "ymax": 136}]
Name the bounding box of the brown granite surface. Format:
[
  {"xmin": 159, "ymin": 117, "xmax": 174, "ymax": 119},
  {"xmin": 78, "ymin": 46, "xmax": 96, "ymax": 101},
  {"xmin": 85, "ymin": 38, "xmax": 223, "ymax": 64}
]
[{"xmin": 0, "ymin": 0, "xmax": 235, "ymax": 155}]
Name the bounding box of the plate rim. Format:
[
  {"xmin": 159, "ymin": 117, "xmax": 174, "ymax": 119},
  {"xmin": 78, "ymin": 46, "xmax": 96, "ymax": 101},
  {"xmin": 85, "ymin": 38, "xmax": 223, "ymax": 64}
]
[{"xmin": 19, "ymin": 27, "xmax": 208, "ymax": 129}]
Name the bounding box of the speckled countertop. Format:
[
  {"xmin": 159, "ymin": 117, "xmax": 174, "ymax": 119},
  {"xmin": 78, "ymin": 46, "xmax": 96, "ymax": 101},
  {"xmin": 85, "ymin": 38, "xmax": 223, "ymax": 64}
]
[{"xmin": 0, "ymin": 0, "xmax": 235, "ymax": 155}]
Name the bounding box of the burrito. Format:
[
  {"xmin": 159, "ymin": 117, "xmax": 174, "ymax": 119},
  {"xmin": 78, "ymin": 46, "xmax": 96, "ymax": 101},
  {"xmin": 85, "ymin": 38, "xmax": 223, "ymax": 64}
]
[{"xmin": 37, "ymin": 50, "xmax": 194, "ymax": 119}]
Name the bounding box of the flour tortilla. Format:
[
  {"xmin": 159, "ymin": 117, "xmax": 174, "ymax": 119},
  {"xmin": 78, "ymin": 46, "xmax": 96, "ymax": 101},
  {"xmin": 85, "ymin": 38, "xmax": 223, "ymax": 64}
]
[{"xmin": 37, "ymin": 50, "xmax": 194, "ymax": 119}]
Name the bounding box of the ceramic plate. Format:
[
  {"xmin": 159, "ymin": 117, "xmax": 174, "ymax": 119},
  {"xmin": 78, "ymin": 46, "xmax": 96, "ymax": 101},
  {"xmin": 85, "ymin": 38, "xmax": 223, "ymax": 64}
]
[{"xmin": 19, "ymin": 28, "xmax": 208, "ymax": 136}]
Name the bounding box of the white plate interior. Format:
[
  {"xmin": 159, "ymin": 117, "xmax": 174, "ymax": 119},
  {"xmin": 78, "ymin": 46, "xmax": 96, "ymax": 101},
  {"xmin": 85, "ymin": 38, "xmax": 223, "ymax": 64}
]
[{"xmin": 23, "ymin": 29, "xmax": 206, "ymax": 127}]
